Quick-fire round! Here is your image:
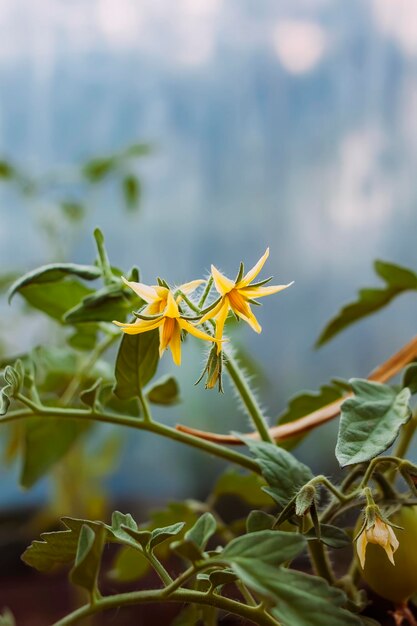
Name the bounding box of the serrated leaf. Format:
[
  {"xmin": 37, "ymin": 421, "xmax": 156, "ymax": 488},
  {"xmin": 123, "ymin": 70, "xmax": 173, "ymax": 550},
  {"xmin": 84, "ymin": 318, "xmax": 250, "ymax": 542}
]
[
  {"xmin": 222, "ymin": 530, "xmax": 305, "ymax": 566},
  {"xmin": 184, "ymin": 512, "xmax": 216, "ymax": 550},
  {"xmin": 276, "ymin": 381, "xmax": 346, "ymax": 449},
  {"xmin": 21, "ymin": 417, "xmax": 90, "ymax": 487},
  {"xmin": 17, "ymin": 280, "xmax": 93, "ymax": 321},
  {"xmin": 114, "ymin": 330, "xmax": 159, "ymax": 399},
  {"xmin": 8, "ymin": 263, "xmax": 100, "ymax": 302},
  {"xmin": 304, "ymin": 524, "xmax": 351, "ymax": 548},
  {"xmin": 70, "ymin": 524, "xmax": 106, "ymax": 594},
  {"xmin": 403, "ymin": 362, "xmax": 417, "ymax": 395},
  {"xmin": 213, "ymin": 469, "xmax": 271, "ymax": 507},
  {"xmin": 336, "ymin": 379, "xmax": 411, "ymax": 466},
  {"xmin": 245, "ymin": 440, "xmax": 314, "ymax": 507},
  {"xmin": 246, "ymin": 511, "xmax": 275, "ymax": 533},
  {"xmin": 21, "ymin": 518, "xmax": 104, "ymax": 572},
  {"xmin": 0, "ymin": 608, "xmax": 15, "ymax": 626},
  {"xmin": 230, "ymin": 562, "xmax": 361, "ymax": 626},
  {"xmin": 122, "ymin": 174, "xmax": 141, "ymax": 210},
  {"xmin": 109, "ymin": 545, "xmax": 150, "ymax": 582},
  {"xmin": 316, "ymin": 260, "xmax": 417, "ymax": 347},
  {"xmin": 147, "ymin": 376, "xmax": 180, "ymax": 406}
]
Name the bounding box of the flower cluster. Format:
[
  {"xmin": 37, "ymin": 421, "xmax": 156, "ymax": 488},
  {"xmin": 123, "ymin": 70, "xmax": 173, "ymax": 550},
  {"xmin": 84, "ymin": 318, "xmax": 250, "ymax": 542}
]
[{"xmin": 113, "ymin": 248, "xmax": 292, "ymax": 367}]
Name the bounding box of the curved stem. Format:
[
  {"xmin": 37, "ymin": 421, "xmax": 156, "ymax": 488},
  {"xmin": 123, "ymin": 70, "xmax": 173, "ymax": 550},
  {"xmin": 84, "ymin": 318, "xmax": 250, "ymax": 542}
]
[
  {"xmin": 224, "ymin": 350, "xmax": 274, "ymax": 444},
  {"xmin": 51, "ymin": 587, "xmax": 280, "ymax": 626},
  {"xmin": 394, "ymin": 410, "xmax": 417, "ymax": 459},
  {"xmin": 1, "ymin": 404, "xmax": 259, "ymax": 474}
]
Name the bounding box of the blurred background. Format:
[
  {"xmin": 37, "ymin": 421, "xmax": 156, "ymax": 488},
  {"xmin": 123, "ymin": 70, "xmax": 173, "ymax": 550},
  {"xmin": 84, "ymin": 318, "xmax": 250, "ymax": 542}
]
[{"xmin": 1, "ymin": 0, "xmax": 417, "ymax": 547}]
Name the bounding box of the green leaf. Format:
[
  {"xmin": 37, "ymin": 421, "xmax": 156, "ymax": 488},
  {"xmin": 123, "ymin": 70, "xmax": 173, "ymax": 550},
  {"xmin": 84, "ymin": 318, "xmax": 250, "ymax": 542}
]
[
  {"xmin": 70, "ymin": 523, "xmax": 106, "ymax": 594},
  {"xmin": 17, "ymin": 280, "xmax": 93, "ymax": 321},
  {"xmin": 123, "ymin": 143, "xmax": 152, "ymax": 158},
  {"xmin": 122, "ymin": 174, "xmax": 141, "ymax": 210},
  {"xmin": 109, "ymin": 545, "xmax": 150, "ymax": 582},
  {"xmin": 316, "ymin": 260, "xmax": 417, "ymax": 347},
  {"xmin": 21, "ymin": 417, "xmax": 90, "ymax": 487},
  {"xmin": 21, "ymin": 518, "xmax": 104, "ymax": 572},
  {"xmin": 276, "ymin": 381, "xmax": 346, "ymax": 449},
  {"xmin": 184, "ymin": 513, "xmax": 216, "ymax": 550},
  {"xmin": 245, "ymin": 440, "xmax": 314, "ymax": 507},
  {"xmin": 64, "ymin": 284, "xmax": 136, "ymax": 324},
  {"xmin": 114, "ymin": 330, "xmax": 159, "ymax": 399},
  {"xmin": 246, "ymin": 511, "xmax": 275, "ymax": 533},
  {"xmin": 222, "ymin": 530, "xmax": 306, "ymax": 566},
  {"xmin": 80, "ymin": 379, "xmax": 102, "ymax": 410},
  {"xmin": 60, "ymin": 201, "xmax": 85, "ymax": 222},
  {"xmin": 0, "ymin": 385, "xmax": 12, "ymax": 416},
  {"xmin": 67, "ymin": 325, "xmax": 98, "ymax": 351},
  {"xmin": 8, "ymin": 263, "xmax": 100, "ymax": 302},
  {"xmin": 304, "ymin": 524, "xmax": 351, "ymax": 548},
  {"xmin": 149, "ymin": 522, "xmax": 185, "ymax": 550},
  {"xmin": 230, "ymin": 563, "xmax": 361, "ymax": 626},
  {"xmin": 147, "ymin": 376, "xmax": 180, "ymax": 405},
  {"xmin": 0, "ymin": 160, "xmax": 14, "ymax": 179},
  {"xmin": 0, "ymin": 608, "xmax": 15, "ymax": 626},
  {"xmin": 336, "ymin": 379, "xmax": 411, "ymax": 466},
  {"xmin": 213, "ymin": 469, "xmax": 272, "ymax": 507},
  {"xmin": 82, "ymin": 156, "xmax": 116, "ymax": 181},
  {"xmin": 403, "ymin": 363, "xmax": 417, "ymax": 395}
]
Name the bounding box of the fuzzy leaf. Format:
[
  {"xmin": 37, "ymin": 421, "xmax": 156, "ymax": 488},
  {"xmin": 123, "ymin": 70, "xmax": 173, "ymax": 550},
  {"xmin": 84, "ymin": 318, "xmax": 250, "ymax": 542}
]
[
  {"xmin": 70, "ymin": 523, "xmax": 106, "ymax": 594},
  {"xmin": 246, "ymin": 511, "xmax": 275, "ymax": 533},
  {"xmin": 245, "ymin": 440, "xmax": 313, "ymax": 506},
  {"xmin": 304, "ymin": 524, "xmax": 351, "ymax": 548},
  {"xmin": 8, "ymin": 263, "xmax": 101, "ymax": 302},
  {"xmin": 17, "ymin": 280, "xmax": 93, "ymax": 321},
  {"xmin": 64, "ymin": 284, "xmax": 135, "ymax": 324},
  {"xmin": 336, "ymin": 379, "xmax": 411, "ymax": 466},
  {"xmin": 147, "ymin": 376, "xmax": 180, "ymax": 405},
  {"xmin": 184, "ymin": 513, "xmax": 216, "ymax": 550},
  {"xmin": 222, "ymin": 530, "xmax": 305, "ymax": 566},
  {"xmin": 114, "ymin": 330, "xmax": 159, "ymax": 399},
  {"xmin": 109, "ymin": 545, "xmax": 150, "ymax": 582},
  {"xmin": 316, "ymin": 260, "xmax": 417, "ymax": 347}
]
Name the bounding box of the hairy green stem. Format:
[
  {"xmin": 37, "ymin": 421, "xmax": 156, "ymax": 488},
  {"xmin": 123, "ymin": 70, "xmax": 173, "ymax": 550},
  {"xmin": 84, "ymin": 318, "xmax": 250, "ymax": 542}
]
[
  {"xmin": 3, "ymin": 402, "xmax": 259, "ymax": 474},
  {"xmin": 198, "ymin": 277, "xmax": 214, "ymax": 309},
  {"xmin": 307, "ymin": 540, "xmax": 335, "ymax": 585},
  {"xmin": 51, "ymin": 587, "xmax": 280, "ymax": 626},
  {"xmin": 146, "ymin": 552, "xmax": 173, "ymax": 586},
  {"xmin": 394, "ymin": 411, "xmax": 417, "ymax": 459},
  {"xmin": 224, "ymin": 351, "xmax": 274, "ymax": 444}
]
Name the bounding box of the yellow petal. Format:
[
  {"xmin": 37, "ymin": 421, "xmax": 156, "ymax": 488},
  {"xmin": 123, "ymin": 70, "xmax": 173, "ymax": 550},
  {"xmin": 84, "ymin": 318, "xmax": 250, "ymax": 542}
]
[
  {"xmin": 178, "ymin": 279, "xmax": 204, "ymax": 295},
  {"xmin": 121, "ymin": 277, "xmax": 160, "ymax": 303},
  {"xmin": 238, "ymin": 248, "xmax": 269, "ymax": 287},
  {"xmin": 211, "ymin": 265, "xmax": 235, "ymax": 296},
  {"xmin": 384, "ymin": 543, "xmax": 395, "ymax": 566},
  {"xmin": 113, "ymin": 317, "xmax": 163, "ymax": 334},
  {"xmin": 159, "ymin": 317, "xmax": 176, "ymax": 356},
  {"xmin": 213, "ymin": 299, "xmax": 230, "ymax": 353},
  {"xmin": 356, "ymin": 531, "xmax": 368, "ymax": 569},
  {"xmin": 238, "ymin": 282, "xmax": 293, "ymax": 299},
  {"xmin": 388, "ymin": 525, "xmax": 400, "ymax": 553},
  {"xmin": 169, "ymin": 322, "xmax": 182, "ymax": 366},
  {"xmin": 199, "ymin": 297, "xmax": 225, "ymax": 324},
  {"xmin": 165, "ymin": 290, "xmax": 180, "ymax": 318},
  {"xmin": 178, "ymin": 318, "xmax": 217, "ymax": 343},
  {"xmin": 228, "ymin": 290, "xmax": 262, "ymax": 333}
]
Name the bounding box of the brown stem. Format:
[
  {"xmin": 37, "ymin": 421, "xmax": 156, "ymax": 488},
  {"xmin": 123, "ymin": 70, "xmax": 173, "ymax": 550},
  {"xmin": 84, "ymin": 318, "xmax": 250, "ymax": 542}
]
[{"xmin": 176, "ymin": 335, "xmax": 417, "ymax": 445}]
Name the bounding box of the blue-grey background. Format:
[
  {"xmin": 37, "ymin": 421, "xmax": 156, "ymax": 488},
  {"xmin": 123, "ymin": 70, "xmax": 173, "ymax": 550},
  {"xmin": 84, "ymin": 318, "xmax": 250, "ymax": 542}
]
[{"xmin": 1, "ymin": 0, "xmax": 417, "ymax": 508}]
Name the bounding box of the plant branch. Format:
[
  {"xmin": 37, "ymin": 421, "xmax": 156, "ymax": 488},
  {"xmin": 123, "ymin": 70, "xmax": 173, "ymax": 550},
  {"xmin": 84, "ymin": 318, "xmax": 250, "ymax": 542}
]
[{"xmin": 175, "ymin": 334, "xmax": 417, "ymax": 444}]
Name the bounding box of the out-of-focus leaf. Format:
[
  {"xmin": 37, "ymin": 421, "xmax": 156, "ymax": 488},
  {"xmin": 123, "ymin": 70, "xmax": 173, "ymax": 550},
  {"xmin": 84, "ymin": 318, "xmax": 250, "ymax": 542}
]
[
  {"xmin": 82, "ymin": 156, "xmax": 116, "ymax": 181},
  {"xmin": 316, "ymin": 260, "xmax": 417, "ymax": 347},
  {"xmin": 21, "ymin": 417, "xmax": 91, "ymax": 487},
  {"xmin": 80, "ymin": 379, "xmax": 102, "ymax": 410},
  {"xmin": 336, "ymin": 379, "xmax": 411, "ymax": 466},
  {"xmin": 171, "ymin": 605, "xmax": 201, "ymax": 626},
  {"xmin": 17, "ymin": 280, "xmax": 93, "ymax": 321},
  {"xmin": 114, "ymin": 330, "xmax": 159, "ymax": 399},
  {"xmin": 0, "ymin": 385, "xmax": 12, "ymax": 416},
  {"xmin": 147, "ymin": 376, "xmax": 180, "ymax": 405},
  {"xmin": 0, "ymin": 608, "xmax": 15, "ymax": 626},
  {"xmin": 109, "ymin": 545, "xmax": 150, "ymax": 582},
  {"xmin": 403, "ymin": 362, "xmax": 417, "ymax": 395},
  {"xmin": 122, "ymin": 143, "xmax": 152, "ymax": 158},
  {"xmin": 245, "ymin": 440, "xmax": 313, "ymax": 507},
  {"xmin": 122, "ymin": 174, "xmax": 141, "ymax": 210},
  {"xmin": 0, "ymin": 160, "xmax": 15, "ymax": 179},
  {"xmin": 60, "ymin": 201, "xmax": 85, "ymax": 222},
  {"xmin": 304, "ymin": 524, "xmax": 351, "ymax": 549},
  {"xmin": 8, "ymin": 263, "xmax": 100, "ymax": 302},
  {"xmin": 64, "ymin": 284, "xmax": 136, "ymax": 324},
  {"xmin": 70, "ymin": 523, "xmax": 106, "ymax": 594},
  {"xmin": 67, "ymin": 325, "xmax": 98, "ymax": 351},
  {"xmin": 213, "ymin": 469, "xmax": 272, "ymax": 507}
]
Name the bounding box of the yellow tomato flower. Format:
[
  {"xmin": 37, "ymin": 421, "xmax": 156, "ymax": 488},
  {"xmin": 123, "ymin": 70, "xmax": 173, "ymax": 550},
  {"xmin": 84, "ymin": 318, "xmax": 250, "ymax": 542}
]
[
  {"xmin": 113, "ymin": 278, "xmax": 217, "ymax": 366},
  {"xmin": 201, "ymin": 248, "xmax": 292, "ymax": 351},
  {"xmin": 356, "ymin": 513, "xmax": 399, "ymax": 569}
]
